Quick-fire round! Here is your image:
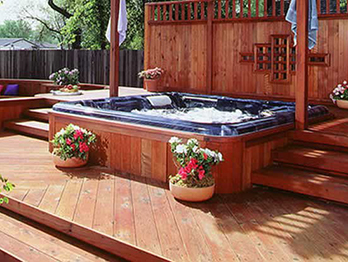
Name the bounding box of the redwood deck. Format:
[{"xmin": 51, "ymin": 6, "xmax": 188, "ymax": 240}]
[{"xmin": 1, "ymin": 132, "xmax": 348, "ymax": 261}]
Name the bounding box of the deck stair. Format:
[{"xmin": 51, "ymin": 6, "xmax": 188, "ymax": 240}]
[
  {"xmin": 252, "ymin": 131, "xmax": 348, "ymax": 204},
  {"xmin": 4, "ymin": 107, "xmax": 51, "ymax": 140}
]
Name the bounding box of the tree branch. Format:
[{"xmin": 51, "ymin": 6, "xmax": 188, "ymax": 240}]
[
  {"xmin": 25, "ymin": 15, "xmax": 62, "ymax": 35},
  {"xmin": 48, "ymin": 0, "xmax": 73, "ymax": 18}
]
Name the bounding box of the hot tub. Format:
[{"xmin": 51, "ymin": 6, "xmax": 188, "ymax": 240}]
[
  {"xmin": 52, "ymin": 92, "xmax": 328, "ymax": 137},
  {"xmin": 50, "ymin": 92, "xmax": 329, "ymax": 194}
]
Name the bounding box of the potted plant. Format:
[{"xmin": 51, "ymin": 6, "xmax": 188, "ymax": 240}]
[
  {"xmin": 138, "ymin": 67, "xmax": 164, "ymax": 92},
  {"xmin": 330, "ymin": 80, "xmax": 348, "ymax": 109},
  {"xmin": 49, "ymin": 68, "xmax": 81, "ymax": 94},
  {"xmin": 0, "ymin": 174, "xmax": 15, "ymax": 204},
  {"xmin": 168, "ymin": 137, "xmax": 223, "ymax": 202},
  {"xmin": 51, "ymin": 124, "xmax": 96, "ymax": 168}
]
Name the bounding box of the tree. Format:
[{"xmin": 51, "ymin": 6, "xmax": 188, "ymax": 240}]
[{"xmin": 0, "ymin": 20, "xmax": 33, "ymax": 39}]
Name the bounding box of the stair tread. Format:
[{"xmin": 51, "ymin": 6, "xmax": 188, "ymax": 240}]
[
  {"xmin": 26, "ymin": 108, "xmax": 52, "ymax": 114},
  {"xmin": 6, "ymin": 120, "xmax": 49, "ymax": 131},
  {"xmin": 273, "ymin": 144, "xmax": 348, "ymax": 175},
  {"xmin": 252, "ymin": 165, "xmax": 348, "ymax": 204}
]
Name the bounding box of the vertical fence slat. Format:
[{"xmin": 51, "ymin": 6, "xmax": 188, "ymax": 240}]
[
  {"xmin": 326, "ymin": 0, "xmax": 330, "ymax": 13},
  {"xmin": 317, "ymin": 0, "xmax": 321, "ymax": 15},
  {"xmin": 218, "ymin": 0, "xmax": 222, "ymax": 18},
  {"xmin": 182, "ymin": 3, "xmax": 185, "ymax": 20},
  {"xmin": 193, "ymin": 2, "xmax": 197, "ymax": 19},
  {"xmin": 157, "ymin": 5, "xmax": 161, "ymax": 20},
  {"xmin": 264, "ymin": 0, "xmax": 268, "ymax": 16},
  {"xmin": 336, "ymin": 0, "xmax": 341, "ymax": 13},
  {"xmin": 175, "ymin": 3, "xmax": 179, "ymax": 20},
  {"xmin": 169, "ymin": 4, "xmax": 173, "ymax": 20},
  {"xmin": 188, "ymin": 2, "xmax": 192, "ymax": 20},
  {"xmin": 272, "ymin": 0, "xmax": 276, "ymax": 16},
  {"xmin": 281, "ymin": 0, "xmax": 284, "ymax": 15},
  {"xmin": 225, "ymin": 0, "xmax": 229, "ymax": 18},
  {"xmin": 163, "ymin": 4, "xmax": 167, "ymax": 20},
  {"xmin": 248, "ymin": 0, "xmax": 251, "ymax": 17},
  {"xmin": 233, "ymin": 0, "xmax": 236, "ymax": 17}
]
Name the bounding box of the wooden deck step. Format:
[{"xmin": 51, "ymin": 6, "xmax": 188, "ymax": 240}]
[
  {"xmin": 252, "ymin": 165, "xmax": 348, "ymax": 204},
  {"xmin": 0, "ymin": 208, "xmax": 122, "ymax": 262},
  {"xmin": 272, "ymin": 144, "xmax": 348, "ymax": 177},
  {"xmin": 4, "ymin": 119, "xmax": 49, "ymax": 139},
  {"xmin": 289, "ymin": 130, "xmax": 348, "ymax": 150},
  {"xmin": 23, "ymin": 108, "xmax": 51, "ymax": 122}
]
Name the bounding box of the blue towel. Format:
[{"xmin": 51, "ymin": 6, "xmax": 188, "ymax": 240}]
[{"xmin": 285, "ymin": 0, "xmax": 318, "ymax": 49}]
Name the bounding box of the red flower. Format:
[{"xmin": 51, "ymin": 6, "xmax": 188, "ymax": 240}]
[
  {"xmin": 203, "ymin": 153, "xmax": 208, "ymax": 160},
  {"xmin": 187, "ymin": 158, "xmax": 198, "ymax": 170},
  {"xmin": 66, "ymin": 138, "xmax": 72, "ymax": 145},
  {"xmin": 74, "ymin": 130, "xmax": 84, "ymax": 140},
  {"xmin": 79, "ymin": 142, "xmax": 89, "ymax": 153},
  {"xmin": 70, "ymin": 144, "xmax": 76, "ymax": 150},
  {"xmin": 178, "ymin": 167, "xmax": 187, "ymax": 180}
]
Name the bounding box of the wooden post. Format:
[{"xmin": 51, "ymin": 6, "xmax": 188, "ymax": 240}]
[
  {"xmin": 295, "ymin": 0, "xmax": 309, "ymax": 130},
  {"xmin": 206, "ymin": 0, "xmax": 214, "ymax": 94},
  {"xmin": 109, "ymin": 0, "xmax": 120, "ymax": 97},
  {"xmin": 144, "ymin": 4, "xmax": 151, "ymax": 87}
]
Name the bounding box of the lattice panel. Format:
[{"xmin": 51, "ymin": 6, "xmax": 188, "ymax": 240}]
[
  {"xmin": 240, "ymin": 34, "xmax": 330, "ymax": 84},
  {"xmin": 271, "ymin": 35, "xmax": 290, "ymax": 83},
  {"xmin": 254, "ymin": 44, "xmax": 272, "ymax": 72}
]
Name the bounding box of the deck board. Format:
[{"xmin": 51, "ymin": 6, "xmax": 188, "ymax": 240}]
[{"xmin": 1, "ymin": 132, "xmax": 348, "ymax": 261}]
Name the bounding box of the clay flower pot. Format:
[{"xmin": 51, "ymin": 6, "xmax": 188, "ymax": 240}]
[
  {"xmin": 53, "ymin": 154, "xmax": 88, "ymax": 168},
  {"xmin": 144, "ymin": 79, "xmax": 162, "ymax": 92},
  {"xmin": 336, "ymin": 100, "xmax": 348, "ymax": 110},
  {"xmin": 169, "ymin": 182, "xmax": 215, "ymax": 202}
]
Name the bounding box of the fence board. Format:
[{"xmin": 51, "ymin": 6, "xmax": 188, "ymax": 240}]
[{"xmin": 0, "ymin": 50, "xmax": 144, "ymax": 88}]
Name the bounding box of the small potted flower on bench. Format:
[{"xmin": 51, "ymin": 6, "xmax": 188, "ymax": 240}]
[
  {"xmin": 330, "ymin": 80, "xmax": 348, "ymax": 109},
  {"xmin": 51, "ymin": 124, "xmax": 96, "ymax": 168},
  {"xmin": 169, "ymin": 137, "xmax": 223, "ymax": 202},
  {"xmin": 138, "ymin": 67, "xmax": 164, "ymax": 92},
  {"xmin": 49, "ymin": 68, "xmax": 81, "ymax": 95}
]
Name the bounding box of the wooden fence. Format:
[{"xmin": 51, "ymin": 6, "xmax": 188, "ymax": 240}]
[
  {"xmin": 144, "ymin": 0, "xmax": 348, "ymax": 103},
  {"xmin": 0, "ymin": 50, "xmax": 144, "ymax": 88}
]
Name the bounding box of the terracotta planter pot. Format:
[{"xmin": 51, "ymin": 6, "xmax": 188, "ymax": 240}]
[
  {"xmin": 144, "ymin": 79, "xmax": 162, "ymax": 92},
  {"xmin": 53, "ymin": 154, "xmax": 88, "ymax": 168},
  {"xmin": 169, "ymin": 182, "xmax": 215, "ymax": 202},
  {"xmin": 336, "ymin": 99, "xmax": 348, "ymax": 110}
]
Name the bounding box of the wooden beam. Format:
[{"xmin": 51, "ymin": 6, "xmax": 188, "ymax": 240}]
[
  {"xmin": 109, "ymin": 0, "xmax": 120, "ymax": 97},
  {"xmin": 295, "ymin": 0, "xmax": 309, "ymax": 130}
]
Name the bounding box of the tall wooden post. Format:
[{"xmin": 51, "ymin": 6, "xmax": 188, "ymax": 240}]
[
  {"xmin": 206, "ymin": 0, "xmax": 214, "ymax": 95},
  {"xmin": 295, "ymin": 0, "xmax": 309, "ymax": 129},
  {"xmin": 109, "ymin": 0, "xmax": 120, "ymax": 97}
]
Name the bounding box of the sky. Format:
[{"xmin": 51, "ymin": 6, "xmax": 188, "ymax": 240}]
[{"xmin": 0, "ymin": 0, "xmax": 47, "ymax": 24}]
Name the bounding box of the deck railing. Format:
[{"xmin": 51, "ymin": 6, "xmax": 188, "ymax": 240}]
[{"xmin": 146, "ymin": 0, "xmax": 348, "ymax": 23}]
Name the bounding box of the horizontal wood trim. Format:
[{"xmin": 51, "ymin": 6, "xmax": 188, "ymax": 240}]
[
  {"xmin": 0, "ymin": 246, "xmax": 23, "ymax": 262},
  {"xmin": 146, "ymin": 0, "xmax": 210, "ymax": 6},
  {"xmin": 0, "ymin": 195, "xmax": 170, "ymax": 262}
]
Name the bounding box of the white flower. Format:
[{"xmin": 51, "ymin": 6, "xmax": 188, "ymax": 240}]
[
  {"xmin": 217, "ymin": 152, "xmax": 223, "ymax": 162},
  {"xmin": 175, "ymin": 144, "xmax": 187, "ymax": 154},
  {"xmin": 187, "ymin": 138, "xmax": 198, "ymax": 146},
  {"xmin": 169, "ymin": 137, "xmax": 181, "ymax": 144},
  {"xmin": 343, "ymin": 81, "xmax": 347, "ymax": 85},
  {"xmin": 192, "ymin": 146, "xmax": 199, "ymax": 153}
]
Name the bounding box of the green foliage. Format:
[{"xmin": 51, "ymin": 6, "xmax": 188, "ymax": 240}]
[
  {"xmin": 0, "ymin": 175, "xmax": 15, "ymax": 205},
  {"xmin": 0, "ymin": 20, "xmax": 33, "ymax": 39},
  {"xmin": 60, "ymin": 0, "xmax": 110, "ymax": 49},
  {"xmin": 51, "ymin": 124, "xmax": 96, "ymax": 161}
]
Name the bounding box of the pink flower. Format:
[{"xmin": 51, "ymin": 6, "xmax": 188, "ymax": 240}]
[
  {"xmin": 198, "ymin": 169, "xmax": 205, "ymax": 180},
  {"xmin": 70, "ymin": 144, "xmax": 76, "ymax": 150},
  {"xmin": 66, "ymin": 138, "xmax": 72, "ymax": 145},
  {"xmin": 178, "ymin": 167, "xmax": 187, "ymax": 180},
  {"xmin": 184, "ymin": 166, "xmax": 192, "ymax": 174},
  {"xmin": 187, "ymin": 158, "xmax": 198, "ymax": 170}
]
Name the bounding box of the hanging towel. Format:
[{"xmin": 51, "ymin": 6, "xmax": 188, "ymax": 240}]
[
  {"xmin": 106, "ymin": 0, "xmax": 127, "ymax": 45},
  {"xmin": 285, "ymin": 0, "xmax": 318, "ymax": 49}
]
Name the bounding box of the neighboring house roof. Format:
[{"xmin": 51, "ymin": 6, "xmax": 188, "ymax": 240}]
[{"xmin": 0, "ymin": 38, "xmax": 58, "ymax": 50}]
